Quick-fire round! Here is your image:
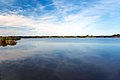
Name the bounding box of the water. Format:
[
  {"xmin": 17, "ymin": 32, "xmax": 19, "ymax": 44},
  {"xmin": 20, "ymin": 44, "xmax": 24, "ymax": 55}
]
[{"xmin": 0, "ymin": 38, "xmax": 120, "ymax": 80}]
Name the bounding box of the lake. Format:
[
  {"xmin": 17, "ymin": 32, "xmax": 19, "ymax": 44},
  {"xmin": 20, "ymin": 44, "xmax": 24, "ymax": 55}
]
[{"xmin": 0, "ymin": 38, "xmax": 120, "ymax": 80}]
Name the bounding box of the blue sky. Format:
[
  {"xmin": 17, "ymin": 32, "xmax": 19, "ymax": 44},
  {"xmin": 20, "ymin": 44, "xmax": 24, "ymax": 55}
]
[{"xmin": 0, "ymin": 0, "xmax": 120, "ymax": 35}]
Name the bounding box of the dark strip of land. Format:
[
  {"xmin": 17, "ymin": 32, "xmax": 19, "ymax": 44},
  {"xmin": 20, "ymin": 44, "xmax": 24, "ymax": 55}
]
[
  {"xmin": 17, "ymin": 34, "xmax": 120, "ymax": 38},
  {"xmin": 0, "ymin": 34, "xmax": 120, "ymax": 39}
]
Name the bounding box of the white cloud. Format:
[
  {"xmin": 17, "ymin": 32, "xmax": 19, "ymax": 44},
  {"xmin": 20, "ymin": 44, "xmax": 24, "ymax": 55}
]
[
  {"xmin": 0, "ymin": 0, "xmax": 120, "ymax": 35},
  {"xmin": 0, "ymin": 13, "xmax": 99, "ymax": 35}
]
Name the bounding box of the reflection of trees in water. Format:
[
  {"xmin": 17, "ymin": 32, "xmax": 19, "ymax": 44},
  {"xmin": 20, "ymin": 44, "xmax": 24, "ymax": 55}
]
[
  {"xmin": 0, "ymin": 36, "xmax": 21, "ymax": 47},
  {"xmin": 0, "ymin": 40, "xmax": 17, "ymax": 47}
]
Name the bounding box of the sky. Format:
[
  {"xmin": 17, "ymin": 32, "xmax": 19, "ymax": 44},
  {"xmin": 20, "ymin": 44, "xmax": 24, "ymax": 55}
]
[{"xmin": 0, "ymin": 0, "xmax": 120, "ymax": 36}]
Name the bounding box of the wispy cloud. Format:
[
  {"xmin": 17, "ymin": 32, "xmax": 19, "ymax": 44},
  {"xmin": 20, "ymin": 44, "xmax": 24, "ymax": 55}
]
[{"xmin": 0, "ymin": 0, "xmax": 120, "ymax": 35}]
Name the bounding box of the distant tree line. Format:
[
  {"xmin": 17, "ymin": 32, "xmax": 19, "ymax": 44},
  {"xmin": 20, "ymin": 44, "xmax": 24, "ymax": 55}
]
[
  {"xmin": 18, "ymin": 34, "xmax": 120, "ymax": 38},
  {"xmin": 0, "ymin": 36, "xmax": 21, "ymax": 40},
  {"xmin": 0, "ymin": 34, "xmax": 120, "ymax": 39}
]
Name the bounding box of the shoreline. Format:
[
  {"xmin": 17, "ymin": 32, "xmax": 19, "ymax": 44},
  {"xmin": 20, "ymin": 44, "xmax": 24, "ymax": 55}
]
[{"xmin": 0, "ymin": 34, "xmax": 120, "ymax": 39}]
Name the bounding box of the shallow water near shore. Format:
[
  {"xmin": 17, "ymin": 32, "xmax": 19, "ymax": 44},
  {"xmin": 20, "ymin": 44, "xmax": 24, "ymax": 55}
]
[{"xmin": 0, "ymin": 38, "xmax": 120, "ymax": 80}]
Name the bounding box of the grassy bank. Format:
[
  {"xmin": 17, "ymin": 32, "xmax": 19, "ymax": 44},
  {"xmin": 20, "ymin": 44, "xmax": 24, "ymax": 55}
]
[{"xmin": 0, "ymin": 36, "xmax": 21, "ymax": 40}]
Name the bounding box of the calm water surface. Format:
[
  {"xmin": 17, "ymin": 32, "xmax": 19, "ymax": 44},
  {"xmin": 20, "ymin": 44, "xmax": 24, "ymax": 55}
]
[{"xmin": 0, "ymin": 38, "xmax": 120, "ymax": 80}]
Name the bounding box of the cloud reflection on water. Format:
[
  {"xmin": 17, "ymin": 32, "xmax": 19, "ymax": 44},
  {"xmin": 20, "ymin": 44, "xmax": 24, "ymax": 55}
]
[{"xmin": 1, "ymin": 38, "xmax": 120, "ymax": 80}]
